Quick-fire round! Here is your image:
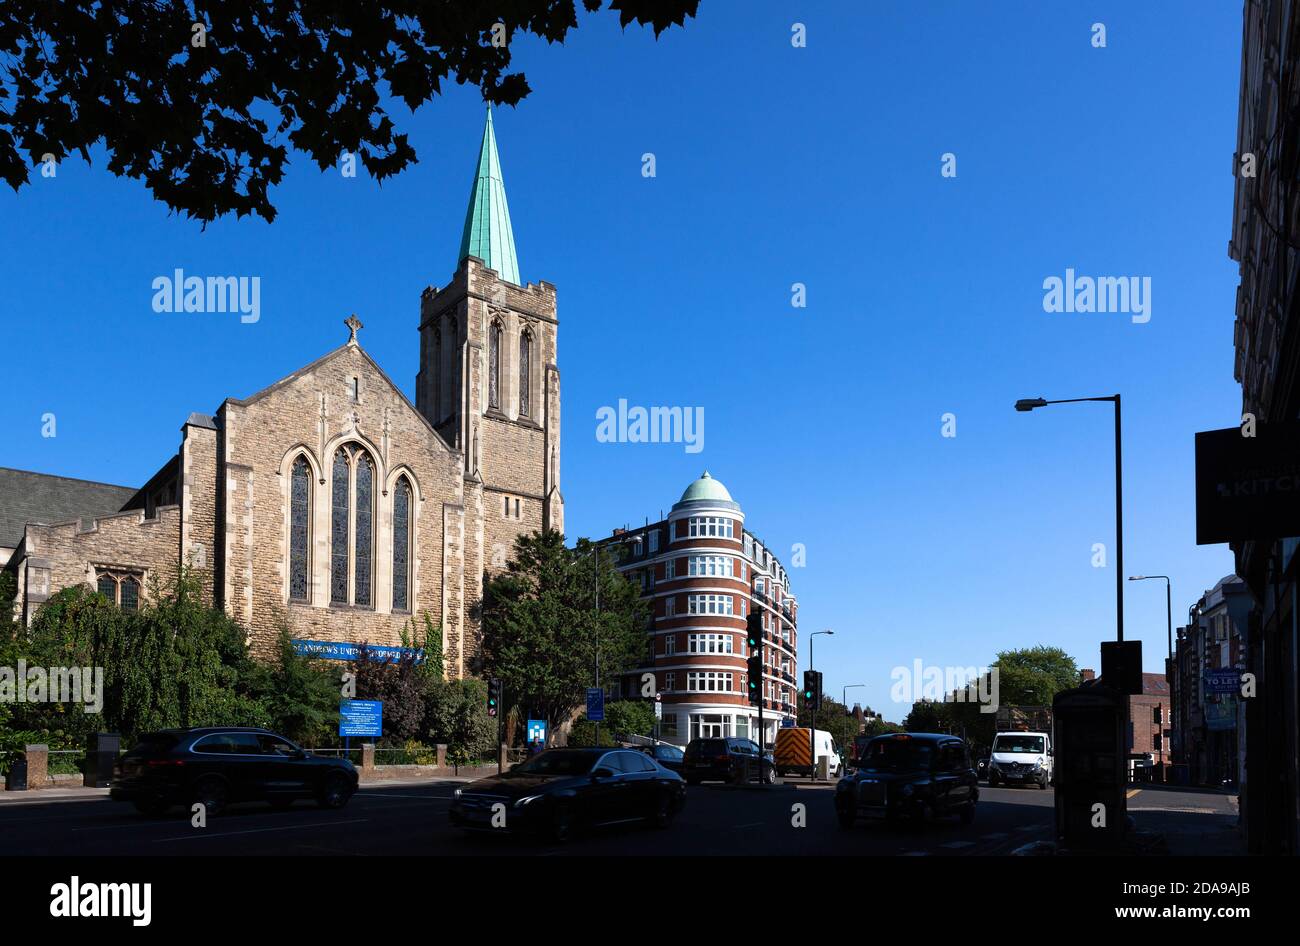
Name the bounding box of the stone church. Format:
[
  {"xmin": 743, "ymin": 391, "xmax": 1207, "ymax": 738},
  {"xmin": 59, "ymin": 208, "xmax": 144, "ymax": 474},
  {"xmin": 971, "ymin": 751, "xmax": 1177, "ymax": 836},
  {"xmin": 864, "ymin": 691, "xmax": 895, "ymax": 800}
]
[{"xmin": 1, "ymin": 109, "xmax": 563, "ymax": 678}]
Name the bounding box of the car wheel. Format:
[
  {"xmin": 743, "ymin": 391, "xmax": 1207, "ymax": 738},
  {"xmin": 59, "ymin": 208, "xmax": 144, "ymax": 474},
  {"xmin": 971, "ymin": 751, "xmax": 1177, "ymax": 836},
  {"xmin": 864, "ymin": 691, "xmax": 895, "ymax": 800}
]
[
  {"xmin": 764, "ymin": 764, "xmax": 777, "ymax": 785},
  {"xmin": 989, "ymin": 772, "xmax": 999, "ymax": 787},
  {"xmin": 1037, "ymin": 777, "xmax": 1048, "ymax": 790},
  {"xmin": 648, "ymin": 792, "xmax": 675, "ymax": 829},
  {"xmin": 316, "ymin": 773, "xmax": 353, "ymax": 810},
  {"xmin": 193, "ymin": 777, "xmax": 228, "ymax": 817},
  {"xmin": 836, "ymin": 805, "xmax": 855, "ymax": 830},
  {"xmin": 960, "ymin": 802, "xmax": 975, "ymax": 825},
  {"xmin": 132, "ymin": 798, "xmax": 169, "ymax": 817},
  {"xmin": 551, "ymin": 803, "xmax": 575, "ymax": 842}
]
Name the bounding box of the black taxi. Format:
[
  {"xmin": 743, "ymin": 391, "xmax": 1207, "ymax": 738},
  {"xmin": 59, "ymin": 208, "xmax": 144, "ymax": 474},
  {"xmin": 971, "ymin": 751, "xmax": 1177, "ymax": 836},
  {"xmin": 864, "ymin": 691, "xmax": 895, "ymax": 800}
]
[{"xmin": 835, "ymin": 732, "xmax": 978, "ymax": 828}]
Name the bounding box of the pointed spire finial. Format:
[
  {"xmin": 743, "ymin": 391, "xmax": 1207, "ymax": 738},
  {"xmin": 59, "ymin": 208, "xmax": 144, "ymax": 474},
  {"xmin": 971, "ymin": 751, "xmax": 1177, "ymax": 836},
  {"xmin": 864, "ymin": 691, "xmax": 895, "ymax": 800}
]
[
  {"xmin": 345, "ymin": 313, "xmax": 364, "ymax": 344},
  {"xmin": 459, "ymin": 107, "xmax": 521, "ymax": 285}
]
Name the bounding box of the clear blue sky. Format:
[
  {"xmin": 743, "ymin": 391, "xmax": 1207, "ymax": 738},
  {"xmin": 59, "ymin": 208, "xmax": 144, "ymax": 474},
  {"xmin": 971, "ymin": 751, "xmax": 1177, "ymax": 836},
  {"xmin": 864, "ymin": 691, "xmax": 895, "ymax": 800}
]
[{"xmin": 0, "ymin": 1, "xmax": 1242, "ymax": 721}]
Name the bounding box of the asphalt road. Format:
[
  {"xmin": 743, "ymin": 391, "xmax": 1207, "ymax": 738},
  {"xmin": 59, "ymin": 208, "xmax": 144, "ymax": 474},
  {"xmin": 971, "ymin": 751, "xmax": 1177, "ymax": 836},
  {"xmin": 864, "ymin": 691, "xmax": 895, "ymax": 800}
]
[{"xmin": 0, "ymin": 778, "xmax": 1067, "ymax": 857}]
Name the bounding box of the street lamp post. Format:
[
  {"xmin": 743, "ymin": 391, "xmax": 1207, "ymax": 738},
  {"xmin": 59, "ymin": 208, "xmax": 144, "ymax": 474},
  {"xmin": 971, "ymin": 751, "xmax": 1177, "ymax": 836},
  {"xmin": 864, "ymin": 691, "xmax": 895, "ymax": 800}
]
[
  {"xmin": 1129, "ymin": 575, "xmax": 1173, "ymax": 662},
  {"xmin": 809, "ymin": 630, "xmax": 834, "ymax": 781},
  {"xmin": 1015, "ymin": 395, "xmax": 1124, "ymax": 643}
]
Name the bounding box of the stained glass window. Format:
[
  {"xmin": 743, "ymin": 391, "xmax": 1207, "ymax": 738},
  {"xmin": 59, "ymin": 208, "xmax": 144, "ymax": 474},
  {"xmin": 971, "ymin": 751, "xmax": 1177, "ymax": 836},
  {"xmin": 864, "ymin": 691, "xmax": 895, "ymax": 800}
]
[
  {"xmin": 331, "ymin": 449, "xmax": 349, "ymax": 604},
  {"xmin": 393, "ymin": 477, "xmax": 411, "ymax": 611},
  {"xmin": 519, "ymin": 331, "xmax": 531, "ymax": 416},
  {"xmin": 354, "ymin": 453, "xmax": 374, "ymax": 607},
  {"xmin": 488, "ymin": 321, "xmax": 501, "ymax": 409},
  {"xmin": 120, "ymin": 577, "xmax": 139, "ymax": 611},
  {"xmin": 289, "ymin": 457, "xmax": 310, "ymax": 601},
  {"xmin": 97, "ymin": 574, "xmax": 117, "ymax": 601}
]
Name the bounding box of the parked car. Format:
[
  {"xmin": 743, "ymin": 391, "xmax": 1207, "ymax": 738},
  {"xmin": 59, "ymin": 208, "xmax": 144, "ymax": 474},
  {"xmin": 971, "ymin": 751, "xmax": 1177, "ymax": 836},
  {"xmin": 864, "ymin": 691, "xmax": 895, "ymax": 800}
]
[
  {"xmin": 450, "ymin": 747, "xmax": 686, "ymax": 842},
  {"xmin": 834, "ymin": 732, "xmax": 978, "ymax": 828},
  {"xmin": 639, "ymin": 743, "xmax": 685, "ymax": 774},
  {"xmin": 110, "ymin": 727, "xmax": 357, "ymax": 816},
  {"xmin": 682, "ymin": 737, "xmax": 776, "ymax": 785},
  {"xmin": 988, "ymin": 731, "xmax": 1052, "ymax": 789}
]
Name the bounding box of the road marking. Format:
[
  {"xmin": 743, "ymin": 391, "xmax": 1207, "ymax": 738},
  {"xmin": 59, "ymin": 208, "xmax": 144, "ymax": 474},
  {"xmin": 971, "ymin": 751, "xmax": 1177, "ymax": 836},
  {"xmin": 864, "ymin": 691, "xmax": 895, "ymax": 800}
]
[
  {"xmin": 1129, "ymin": 806, "xmax": 1220, "ymax": 814},
  {"xmin": 153, "ymin": 818, "xmax": 368, "ymax": 842},
  {"xmin": 1126, "ymin": 788, "xmax": 1141, "ymax": 799},
  {"xmin": 358, "ymin": 793, "xmax": 454, "ymax": 800}
]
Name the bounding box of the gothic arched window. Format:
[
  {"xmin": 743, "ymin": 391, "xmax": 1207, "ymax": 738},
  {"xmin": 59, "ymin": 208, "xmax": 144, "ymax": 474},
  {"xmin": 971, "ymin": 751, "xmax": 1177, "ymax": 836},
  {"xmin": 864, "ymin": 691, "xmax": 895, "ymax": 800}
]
[
  {"xmin": 289, "ymin": 456, "xmax": 311, "ymax": 601},
  {"xmin": 354, "ymin": 453, "xmax": 374, "ymax": 607},
  {"xmin": 330, "ymin": 449, "xmax": 350, "ymax": 604},
  {"xmin": 392, "ymin": 476, "xmax": 412, "ymax": 612},
  {"xmin": 519, "ymin": 330, "xmax": 532, "ymax": 417},
  {"xmin": 488, "ymin": 320, "xmax": 502, "ymax": 409},
  {"xmin": 330, "ymin": 444, "xmax": 377, "ymax": 608},
  {"xmin": 120, "ymin": 576, "xmax": 140, "ymax": 612},
  {"xmin": 97, "ymin": 574, "xmax": 117, "ymax": 601}
]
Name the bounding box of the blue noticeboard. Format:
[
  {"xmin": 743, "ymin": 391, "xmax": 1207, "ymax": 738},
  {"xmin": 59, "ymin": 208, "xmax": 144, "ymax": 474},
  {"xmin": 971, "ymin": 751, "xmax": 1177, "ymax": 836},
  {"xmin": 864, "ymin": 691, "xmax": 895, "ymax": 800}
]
[
  {"xmin": 340, "ymin": 700, "xmax": 383, "ymax": 737},
  {"xmin": 1204, "ymin": 669, "xmax": 1239, "ymax": 695},
  {"xmin": 527, "ymin": 720, "xmax": 547, "ymax": 744},
  {"xmin": 586, "ymin": 688, "xmax": 605, "ymax": 722}
]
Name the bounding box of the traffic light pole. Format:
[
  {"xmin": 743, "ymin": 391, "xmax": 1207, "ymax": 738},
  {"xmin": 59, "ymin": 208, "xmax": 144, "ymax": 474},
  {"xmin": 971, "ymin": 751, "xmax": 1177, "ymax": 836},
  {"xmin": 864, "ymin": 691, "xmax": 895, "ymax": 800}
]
[
  {"xmin": 497, "ymin": 682, "xmax": 504, "ymax": 776},
  {"xmin": 757, "ymin": 645, "xmax": 765, "ymax": 787}
]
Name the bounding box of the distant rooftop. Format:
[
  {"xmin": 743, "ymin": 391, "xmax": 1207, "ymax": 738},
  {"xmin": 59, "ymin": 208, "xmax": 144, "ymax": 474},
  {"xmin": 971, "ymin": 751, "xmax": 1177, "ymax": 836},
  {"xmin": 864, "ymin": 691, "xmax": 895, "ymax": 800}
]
[{"xmin": 0, "ymin": 467, "xmax": 137, "ymax": 549}]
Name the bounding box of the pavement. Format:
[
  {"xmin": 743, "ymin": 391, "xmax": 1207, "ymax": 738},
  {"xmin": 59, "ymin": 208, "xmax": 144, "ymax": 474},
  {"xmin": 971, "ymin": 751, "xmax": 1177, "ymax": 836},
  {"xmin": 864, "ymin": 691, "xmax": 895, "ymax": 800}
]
[{"xmin": 0, "ymin": 777, "xmax": 1242, "ymax": 856}]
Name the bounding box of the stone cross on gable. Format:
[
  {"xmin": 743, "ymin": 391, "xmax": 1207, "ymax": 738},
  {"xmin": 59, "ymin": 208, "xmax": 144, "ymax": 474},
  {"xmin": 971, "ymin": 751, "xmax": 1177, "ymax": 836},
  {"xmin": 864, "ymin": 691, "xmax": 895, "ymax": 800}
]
[{"xmin": 345, "ymin": 313, "xmax": 364, "ymax": 343}]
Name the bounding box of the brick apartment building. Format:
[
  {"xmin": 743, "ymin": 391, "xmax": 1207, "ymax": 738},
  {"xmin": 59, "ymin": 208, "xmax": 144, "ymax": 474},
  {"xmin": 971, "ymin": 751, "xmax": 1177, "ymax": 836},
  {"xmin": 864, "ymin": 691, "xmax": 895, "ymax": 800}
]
[
  {"xmin": 600, "ymin": 473, "xmax": 799, "ymax": 750},
  {"xmin": 2, "ymin": 109, "xmax": 561, "ymax": 678},
  {"xmin": 1171, "ymin": 576, "xmax": 1251, "ymax": 787}
]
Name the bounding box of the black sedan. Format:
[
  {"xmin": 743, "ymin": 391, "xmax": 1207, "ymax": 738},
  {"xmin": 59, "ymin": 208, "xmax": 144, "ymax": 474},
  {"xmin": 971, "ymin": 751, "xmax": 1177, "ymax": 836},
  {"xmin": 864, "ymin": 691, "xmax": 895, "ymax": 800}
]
[
  {"xmin": 835, "ymin": 732, "xmax": 979, "ymax": 829},
  {"xmin": 639, "ymin": 743, "xmax": 685, "ymax": 773},
  {"xmin": 450, "ymin": 747, "xmax": 686, "ymax": 841},
  {"xmin": 110, "ymin": 727, "xmax": 358, "ymax": 816}
]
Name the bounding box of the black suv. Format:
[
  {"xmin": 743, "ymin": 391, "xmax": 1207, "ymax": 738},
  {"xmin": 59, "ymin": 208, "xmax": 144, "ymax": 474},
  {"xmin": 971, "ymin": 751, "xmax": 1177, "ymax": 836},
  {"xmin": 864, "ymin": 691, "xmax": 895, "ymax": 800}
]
[
  {"xmin": 682, "ymin": 737, "xmax": 776, "ymax": 785},
  {"xmin": 835, "ymin": 732, "xmax": 978, "ymax": 828},
  {"xmin": 110, "ymin": 727, "xmax": 358, "ymax": 816}
]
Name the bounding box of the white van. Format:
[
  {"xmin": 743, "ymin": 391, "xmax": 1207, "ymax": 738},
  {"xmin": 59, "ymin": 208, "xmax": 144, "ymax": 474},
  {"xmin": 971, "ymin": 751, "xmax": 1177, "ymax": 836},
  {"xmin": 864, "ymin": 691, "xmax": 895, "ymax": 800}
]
[
  {"xmin": 988, "ymin": 731, "xmax": 1052, "ymax": 789},
  {"xmin": 774, "ymin": 727, "xmax": 843, "ymax": 778}
]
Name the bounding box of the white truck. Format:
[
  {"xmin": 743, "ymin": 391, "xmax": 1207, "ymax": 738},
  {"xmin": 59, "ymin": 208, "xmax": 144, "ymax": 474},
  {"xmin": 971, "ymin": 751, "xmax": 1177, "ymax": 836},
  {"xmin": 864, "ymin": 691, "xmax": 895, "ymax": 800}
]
[{"xmin": 988, "ymin": 729, "xmax": 1053, "ymax": 789}]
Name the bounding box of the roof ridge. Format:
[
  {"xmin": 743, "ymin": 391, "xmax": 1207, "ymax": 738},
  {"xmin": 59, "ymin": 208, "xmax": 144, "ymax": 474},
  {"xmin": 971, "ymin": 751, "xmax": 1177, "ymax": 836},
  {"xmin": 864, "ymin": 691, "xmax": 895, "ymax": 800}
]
[{"xmin": 0, "ymin": 467, "xmax": 137, "ymax": 491}]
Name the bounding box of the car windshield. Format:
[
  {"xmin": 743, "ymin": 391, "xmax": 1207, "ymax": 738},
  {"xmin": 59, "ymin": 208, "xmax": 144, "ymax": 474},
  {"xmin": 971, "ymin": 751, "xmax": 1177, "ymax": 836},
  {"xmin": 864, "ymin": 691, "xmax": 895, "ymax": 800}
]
[
  {"xmin": 859, "ymin": 738, "xmax": 933, "ymax": 772},
  {"xmin": 511, "ymin": 751, "xmax": 600, "ymax": 776},
  {"xmin": 993, "ymin": 735, "xmax": 1045, "ymax": 754}
]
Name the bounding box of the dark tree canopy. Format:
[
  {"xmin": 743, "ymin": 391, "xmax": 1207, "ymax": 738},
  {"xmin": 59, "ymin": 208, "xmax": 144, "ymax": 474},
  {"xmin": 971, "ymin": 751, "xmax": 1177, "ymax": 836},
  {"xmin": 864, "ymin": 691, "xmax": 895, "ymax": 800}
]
[{"xmin": 0, "ymin": 1, "xmax": 699, "ymax": 222}]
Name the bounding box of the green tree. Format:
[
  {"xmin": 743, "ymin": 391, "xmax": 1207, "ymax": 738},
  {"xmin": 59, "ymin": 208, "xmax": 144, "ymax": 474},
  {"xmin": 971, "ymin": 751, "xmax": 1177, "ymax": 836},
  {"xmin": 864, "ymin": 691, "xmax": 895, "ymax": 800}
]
[
  {"xmin": 480, "ymin": 531, "xmax": 649, "ymax": 743},
  {"xmin": 244, "ymin": 625, "xmax": 339, "ymax": 746},
  {"xmin": 994, "ymin": 646, "xmax": 1080, "ymax": 706},
  {"xmin": 423, "ymin": 677, "xmax": 496, "ymax": 764},
  {"xmin": 604, "ymin": 699, "xmax": 655, "ymax": 739},
  {"xmin": 21, "ymin": 569, "xmax": 267, "ymax": 745},
  {"xmin": 0, "ymin": 1, "xmax": 699, "ymax": 223}
]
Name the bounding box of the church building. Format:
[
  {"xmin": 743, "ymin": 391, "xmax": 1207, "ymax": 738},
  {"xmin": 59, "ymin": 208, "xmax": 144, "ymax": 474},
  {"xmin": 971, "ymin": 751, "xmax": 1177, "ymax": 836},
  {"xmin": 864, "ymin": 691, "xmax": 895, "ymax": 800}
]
[{"xmin": 2, "ymin": 109, "xmax": 562, "ymax": 679}]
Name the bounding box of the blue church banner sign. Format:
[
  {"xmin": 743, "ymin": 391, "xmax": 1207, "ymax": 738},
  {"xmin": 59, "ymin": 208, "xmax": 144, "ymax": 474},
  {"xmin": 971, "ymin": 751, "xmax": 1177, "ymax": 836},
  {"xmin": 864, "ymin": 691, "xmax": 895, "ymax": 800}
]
[{"xmin": 292, "ymin": 639, "xmax": 424, "ymax": 664}]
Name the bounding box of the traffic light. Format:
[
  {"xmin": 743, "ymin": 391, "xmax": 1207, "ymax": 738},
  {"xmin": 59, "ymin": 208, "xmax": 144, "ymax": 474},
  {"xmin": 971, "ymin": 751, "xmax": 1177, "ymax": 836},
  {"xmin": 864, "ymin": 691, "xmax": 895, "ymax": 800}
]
[
  {"xmin": 746, "ymin": 612, "xmax": 764, "ymax": 706},
  {"xmin": 802, "ymin": 670, "xmax": 823, "ymax": 710},
  {"xmin": 487, "ymin": 677, "xmax": 501, "ymax": 717}
]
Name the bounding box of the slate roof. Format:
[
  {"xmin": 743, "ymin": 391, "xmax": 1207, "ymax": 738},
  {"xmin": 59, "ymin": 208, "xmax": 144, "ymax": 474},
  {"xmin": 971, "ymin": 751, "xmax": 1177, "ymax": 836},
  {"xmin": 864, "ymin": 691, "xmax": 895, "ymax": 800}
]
[{"xmin": 0, "ymin": 467, "xmax": 138, "ymax": 549}]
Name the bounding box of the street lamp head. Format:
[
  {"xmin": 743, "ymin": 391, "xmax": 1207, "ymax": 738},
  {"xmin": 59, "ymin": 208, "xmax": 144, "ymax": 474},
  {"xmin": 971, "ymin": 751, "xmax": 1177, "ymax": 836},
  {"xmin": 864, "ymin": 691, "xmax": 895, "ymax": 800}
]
[
  {"xmin": 1014, "ymin": 398, "xmax": 1048, "ymax": 412},
  {"xmin": 1129, "ymin": 575, "xmax": 1145, "ymax": 581}
]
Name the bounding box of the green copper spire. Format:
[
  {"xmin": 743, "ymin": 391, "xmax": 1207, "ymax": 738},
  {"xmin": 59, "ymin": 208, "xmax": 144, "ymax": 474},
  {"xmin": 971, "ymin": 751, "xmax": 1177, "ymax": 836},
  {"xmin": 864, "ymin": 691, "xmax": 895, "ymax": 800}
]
[{"xmin": 458, "ymin": 107, "xmax": 521, "ymax": 285}]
